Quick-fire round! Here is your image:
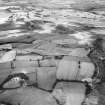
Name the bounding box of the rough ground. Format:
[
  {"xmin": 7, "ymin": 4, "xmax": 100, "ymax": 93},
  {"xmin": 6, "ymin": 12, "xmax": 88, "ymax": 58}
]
[{"xmin": 0, "ymin": 0, "xmax": 105, "ymax": 105}]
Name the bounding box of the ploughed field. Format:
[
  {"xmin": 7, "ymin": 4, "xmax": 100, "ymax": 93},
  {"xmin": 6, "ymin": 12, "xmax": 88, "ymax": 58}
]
[{"xmin": 0, "ymin": 0, "xmax": 105, "ymax": 105}]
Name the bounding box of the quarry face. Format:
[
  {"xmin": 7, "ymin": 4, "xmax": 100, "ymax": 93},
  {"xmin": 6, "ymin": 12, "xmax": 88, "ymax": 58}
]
[{"xmin": 0, "ymin": 0, "xmax": 105, "ymax": 105}]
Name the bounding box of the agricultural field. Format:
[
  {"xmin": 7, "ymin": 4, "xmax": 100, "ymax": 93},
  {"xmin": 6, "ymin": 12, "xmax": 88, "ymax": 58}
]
[{"xmin": 0, "ymin": 0, "xmax": 105, "ymax": 105}]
